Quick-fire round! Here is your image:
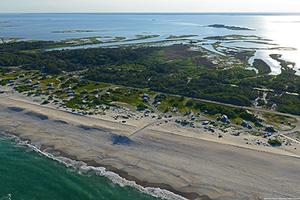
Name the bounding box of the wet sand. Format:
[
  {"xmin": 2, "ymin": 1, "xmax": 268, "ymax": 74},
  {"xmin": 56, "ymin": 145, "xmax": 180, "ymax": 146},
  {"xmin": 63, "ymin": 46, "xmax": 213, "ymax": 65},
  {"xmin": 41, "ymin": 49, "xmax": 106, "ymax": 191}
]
[{"xmin": 0, "ymin": 96, "xmax": 300, "ymax": 200}]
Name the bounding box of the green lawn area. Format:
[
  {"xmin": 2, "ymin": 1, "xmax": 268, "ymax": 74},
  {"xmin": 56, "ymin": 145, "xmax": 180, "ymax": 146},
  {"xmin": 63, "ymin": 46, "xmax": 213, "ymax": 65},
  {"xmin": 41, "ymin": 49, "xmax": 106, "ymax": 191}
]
[
  {"xmin": 157, "ymin": 95, "xmax": 188, "ymax": 113},
  {"xmin": 39, "ymin": 77, "xmax": 60, "ymax": 89},
  {"xmin": 0, "ymin": 70, "xmax": 21, "ymax": 80},
  {"xmin": 74, "ymin": 82, "xmax": 110, "ymax": 93},
  {"xmin": 109, "ymin": 87, "xmax": 144, "ymax": 106}
]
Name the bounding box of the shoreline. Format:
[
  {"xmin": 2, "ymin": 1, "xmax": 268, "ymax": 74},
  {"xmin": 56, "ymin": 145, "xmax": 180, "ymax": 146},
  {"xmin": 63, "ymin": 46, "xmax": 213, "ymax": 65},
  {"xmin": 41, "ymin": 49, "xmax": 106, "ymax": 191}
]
[
  {"xmin": 0, "ymin": 95, "xmax": 300, "ymax": 199},
  {"xmin": 2, "ymin": 95, "xmax": 300, "ymax": 159},
  {"xmin": 0, "ymin": 132, "xmax": 193, "ymax": 200},
  {"xmin": 5, "ymin": 96, "xmax": 300, "ymax": 158}
]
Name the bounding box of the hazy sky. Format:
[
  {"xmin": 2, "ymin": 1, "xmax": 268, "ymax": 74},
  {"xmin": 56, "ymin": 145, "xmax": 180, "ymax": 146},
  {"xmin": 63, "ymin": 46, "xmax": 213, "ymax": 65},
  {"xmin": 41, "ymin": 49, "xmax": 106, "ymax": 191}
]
[{"xmin": 1, "ymin": 0, "xmax": 300, "ymax": 13}]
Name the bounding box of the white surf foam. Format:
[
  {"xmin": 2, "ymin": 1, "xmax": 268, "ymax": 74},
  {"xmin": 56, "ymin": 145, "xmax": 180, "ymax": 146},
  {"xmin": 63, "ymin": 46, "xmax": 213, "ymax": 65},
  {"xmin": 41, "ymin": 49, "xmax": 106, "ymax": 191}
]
[{"xmin": 1, "ymin": 133, "xmax": 187, "ymax": 200}]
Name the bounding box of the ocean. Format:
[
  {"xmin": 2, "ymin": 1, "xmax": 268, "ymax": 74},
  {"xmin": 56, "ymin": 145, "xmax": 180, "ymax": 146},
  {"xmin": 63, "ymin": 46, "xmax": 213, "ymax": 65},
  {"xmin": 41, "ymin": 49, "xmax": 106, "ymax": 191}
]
[
  {"xmin": 0, "ymin": 134, "xmax": 164, "ymax": 200},
  {"xmin": 1, "ymin": 13, "xmax": 300, "ymax": 200}
]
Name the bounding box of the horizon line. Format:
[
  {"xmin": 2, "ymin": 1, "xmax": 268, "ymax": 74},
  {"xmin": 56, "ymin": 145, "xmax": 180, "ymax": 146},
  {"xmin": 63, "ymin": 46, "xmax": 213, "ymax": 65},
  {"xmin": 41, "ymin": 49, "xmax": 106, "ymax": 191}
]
[{"xmin": 0, "ymin": 11, "xmax": 300, "ymax": 15}]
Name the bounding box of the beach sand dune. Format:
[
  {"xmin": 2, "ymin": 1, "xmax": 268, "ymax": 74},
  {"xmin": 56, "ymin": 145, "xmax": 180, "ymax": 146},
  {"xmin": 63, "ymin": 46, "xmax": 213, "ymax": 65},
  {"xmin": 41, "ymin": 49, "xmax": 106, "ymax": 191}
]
[{"xmin": 0, "ymin": 97, "xmax": 300, "ymax": 200}]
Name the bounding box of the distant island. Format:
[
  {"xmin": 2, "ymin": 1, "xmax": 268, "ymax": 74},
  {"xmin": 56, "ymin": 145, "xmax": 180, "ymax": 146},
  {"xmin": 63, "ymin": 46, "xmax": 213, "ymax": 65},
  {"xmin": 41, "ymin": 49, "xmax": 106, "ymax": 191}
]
[
  {"xmin": 208, "ymin": 24, "xmax": 254, "ymax": 31},
  {"xmin": 1, "ymin": 36, "xmax": 300, "ymax": 200},
  {"xmin": 166, "ymin": 35, "xmax": 198, "ymax": 39},
  {"xmin": 1, "ymin": 12, "xmax": 300, "ymax": 200}
]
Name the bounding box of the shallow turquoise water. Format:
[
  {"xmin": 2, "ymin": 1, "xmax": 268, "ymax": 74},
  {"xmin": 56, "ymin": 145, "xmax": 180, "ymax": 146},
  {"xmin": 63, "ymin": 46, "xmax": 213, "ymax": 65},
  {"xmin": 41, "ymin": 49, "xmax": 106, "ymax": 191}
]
[{"xmin": 0, "ymin": 136, "xmax": 160, "ymax": 200}]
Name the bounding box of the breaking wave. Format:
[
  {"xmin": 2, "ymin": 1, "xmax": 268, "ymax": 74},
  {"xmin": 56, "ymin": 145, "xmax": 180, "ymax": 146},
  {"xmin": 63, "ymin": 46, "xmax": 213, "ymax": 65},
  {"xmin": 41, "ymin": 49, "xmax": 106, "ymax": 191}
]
[{"xmin": 2, "ymin": 133, "xmax": 187, "ymax": 200}]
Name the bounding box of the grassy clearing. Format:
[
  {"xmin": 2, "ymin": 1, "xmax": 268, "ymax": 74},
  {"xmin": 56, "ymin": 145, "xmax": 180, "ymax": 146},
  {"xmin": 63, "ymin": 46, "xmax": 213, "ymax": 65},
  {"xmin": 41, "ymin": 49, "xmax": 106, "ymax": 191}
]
[
  {"xmin": 74, "ymin": 82, "xmax": 110, "ymax": 93},
  {"xmin": 157, "ymin": 95, "xmax": 188, "ymax": 113},
  {"xmin": 262, "ymin": 113, "xmax": 297, "ymax": 130},
  {"xmin": 109, "ymin": 87, "xmax": 144, "ymax": 106},
  {"xmin": 39, "ymin": 77, "xmax": 60, "ymax": 89}
]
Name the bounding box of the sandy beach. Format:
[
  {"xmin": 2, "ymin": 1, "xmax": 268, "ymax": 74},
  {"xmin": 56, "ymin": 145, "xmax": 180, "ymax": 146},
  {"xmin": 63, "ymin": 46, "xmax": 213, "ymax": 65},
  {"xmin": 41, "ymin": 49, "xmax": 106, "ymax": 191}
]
[{"xmin": 0, "ymin": 95, "xmax": 300, "ymax": 200}]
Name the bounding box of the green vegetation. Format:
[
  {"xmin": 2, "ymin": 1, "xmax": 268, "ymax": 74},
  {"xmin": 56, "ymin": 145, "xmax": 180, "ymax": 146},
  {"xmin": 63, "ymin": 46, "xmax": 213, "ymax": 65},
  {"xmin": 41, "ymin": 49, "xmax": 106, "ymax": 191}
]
[
  {"xmin": 154, "ymin": 93, "xmax": 261, "ymax": 125},
  {"xmin": 264, "ymin": 112, "xmax": 296, "ymax": 123},
  {"xmin": 73, "ymin": 82, "xmax": 109, "ymax": 93},
  {"xmin": 204, "ymin": 34, "xmax": 264, "ymax": 41},
  {"xmin": 135, "ymin": 34, "xmax": 160, "ymax": 40},
  {"xmin": 252, "ymin": 59, "xmax": 271, "ymax": 75},
  {"xmin": 15, "ymin": 85, "xmax": 32, "ymax": 93},
  {"xmin": 295, "ymin": 132, "xmax": 300, "ymax": 141},
  {"xmin": 0, "ymin": 40, "xmax": 299, "ymax": 116},
  {"xmin": 167, "ymin": 35, "xmax": 198, "ymax": 39},
  {"xmin": 272, "ymin": 94, "xmax": 300, "ymax": 115},
  {"xmin": 268, "ymin": 138, "xmax": 282, "ymax": 146},
  {"xmin": 208, "ymin": 24, "xmax": 253, "ymax": 31}
]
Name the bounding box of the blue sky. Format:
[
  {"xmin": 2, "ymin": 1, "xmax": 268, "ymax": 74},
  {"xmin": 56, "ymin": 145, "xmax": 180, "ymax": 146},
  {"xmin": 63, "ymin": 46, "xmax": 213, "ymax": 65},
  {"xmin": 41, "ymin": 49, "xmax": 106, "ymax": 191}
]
[{"xmin": 1, "ymin": 0, "xmax": 300, "ymax": 13}]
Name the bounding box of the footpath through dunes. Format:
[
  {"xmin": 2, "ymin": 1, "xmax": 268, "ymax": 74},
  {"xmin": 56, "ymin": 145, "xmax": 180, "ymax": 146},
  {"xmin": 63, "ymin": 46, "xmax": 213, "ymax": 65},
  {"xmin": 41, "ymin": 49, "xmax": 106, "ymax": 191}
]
[{"xmin": 0, "ymin": 96, "xmax": 300, "ymax": 200}]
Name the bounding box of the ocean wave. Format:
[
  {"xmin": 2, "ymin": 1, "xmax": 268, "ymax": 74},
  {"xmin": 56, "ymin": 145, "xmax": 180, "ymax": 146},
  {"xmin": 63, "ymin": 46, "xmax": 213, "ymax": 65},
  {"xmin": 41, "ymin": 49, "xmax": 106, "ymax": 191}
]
[
  {"xmin": 0, "ymin": 194, "xmax": 12, "ymax": 200},
  {"xmin": 1, "ymin": 133, "xmax": 187, "ymax": 200}
]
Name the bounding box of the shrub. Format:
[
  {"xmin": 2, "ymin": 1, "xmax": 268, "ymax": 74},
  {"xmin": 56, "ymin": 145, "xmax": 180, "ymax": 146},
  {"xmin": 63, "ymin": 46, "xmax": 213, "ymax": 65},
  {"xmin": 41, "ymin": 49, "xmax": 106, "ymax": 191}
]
[{"xmin": 268, "ymin": 139, "xmax": 282, "ymax": 147}]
